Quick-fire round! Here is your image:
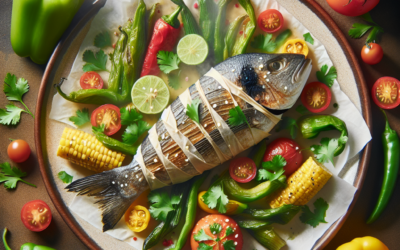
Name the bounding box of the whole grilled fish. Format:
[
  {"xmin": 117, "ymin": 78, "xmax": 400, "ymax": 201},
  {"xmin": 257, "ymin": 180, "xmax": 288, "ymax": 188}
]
[{"xmin": 66, "ymin": 53, "xmax": 312, "ymax": 231}]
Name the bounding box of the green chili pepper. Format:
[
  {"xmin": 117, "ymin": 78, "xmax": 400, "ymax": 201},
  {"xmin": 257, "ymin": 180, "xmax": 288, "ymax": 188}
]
[
  {"xmin": 2, "ymin": 228, "xmax": 11, "ymax": 250},
  {"xmin": 143, "ymin": 183, "xmax": 189, "ymax": 250},
  {"xmin": 173, "ymin": 172, "xmax": 209, "ymax": 250},
  {"xmin": 171, "ymin": 0, "xmax": 201, "ymax": 35},
  {"xmin": 367, "ymin": 110, "xmax": 400, "ymax": 224},
  {"xmin": 93, "ymin": 131, "xmax": 138, "ymax": 155},
  {"xmin": 214, "ymin": 0, "xmax": 232, "ymax": 64},
  {"xmin": 199, "ymin": 0, "xmax": 216, "ymax": 50},
  {"xmin": 242, "ymin": 204, "xmax": 301, "ymax": 224},
  {"xmin": 231, "ymin": 0, "xmax": 256, "ymax": 56},
  {"xmin": 274, "ymin": 29, "xmax": 292, "ymax": 52},
  {"xmin": 299, "ymin": 115, "xmax": 348, "ymax": 156},
  {"xmin": 236, "ymin": 218, "xmax": 271, "ymax": 230},
  {"xmin": 214, "ymin": 172, "xmax": 286, "ymax": 203},
  {"xmin": 20, "ymin": 243, "xmax": 56, "ymax": 250},
  {"xmin": 251, "ymin": 228, "xmax": 286, "ymax": 250},
  {"xmin": 11, "ymin": 0, "xmax": 85, "ymax": 64},
  {"xmin": 223, "ymin": 15, "xmax": 247, "ymax": 60}
]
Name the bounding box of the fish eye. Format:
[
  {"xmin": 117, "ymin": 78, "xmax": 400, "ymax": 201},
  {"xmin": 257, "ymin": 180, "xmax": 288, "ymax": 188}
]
[{"xmin": 267, "ymin": 58, "xmax": 287, "ymax": 72}]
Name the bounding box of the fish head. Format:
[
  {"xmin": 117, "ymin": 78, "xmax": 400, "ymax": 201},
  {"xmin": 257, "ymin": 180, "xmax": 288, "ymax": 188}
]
[{"xmin": 216, "ymin": 53, "xmax": 312, "ymax": 111}]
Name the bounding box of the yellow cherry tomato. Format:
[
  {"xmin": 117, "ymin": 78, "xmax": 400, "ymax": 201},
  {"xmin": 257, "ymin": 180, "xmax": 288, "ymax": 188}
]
[
  {"xmin": 198, "ymin": 191, "xmax": 247, "ymax": 215},
  {"xmin": 282, "ymin": 39, "xmax": 309, "ymax": 58},
  {"xmin": 124, "ymin": 205, "xmax": 150, "ymax": 232},
  {"xmin": 337, "ymin": 236, "xmax": 389, "ymax": 250}
]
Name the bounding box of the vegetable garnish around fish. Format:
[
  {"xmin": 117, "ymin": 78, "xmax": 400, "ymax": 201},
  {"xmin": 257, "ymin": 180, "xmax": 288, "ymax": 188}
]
[{"xmin": 66, "ymin": 53, "xmax": 312, "ymax": 231}]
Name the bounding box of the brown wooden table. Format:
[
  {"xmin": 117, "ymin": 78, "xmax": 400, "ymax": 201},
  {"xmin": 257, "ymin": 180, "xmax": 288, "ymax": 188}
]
[{"xmin": 1, "ymin": 0, "xmax": 400, "ymax": 249}]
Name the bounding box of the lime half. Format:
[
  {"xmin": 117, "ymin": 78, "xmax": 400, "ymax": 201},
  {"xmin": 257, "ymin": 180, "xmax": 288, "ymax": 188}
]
[
  {"xmin": 177, "ymin": 34, "xmax": 209, "ymax": 65},
  {"xmin": 131, "ymin": 76, "xmax": 170, "ymax": 114}
]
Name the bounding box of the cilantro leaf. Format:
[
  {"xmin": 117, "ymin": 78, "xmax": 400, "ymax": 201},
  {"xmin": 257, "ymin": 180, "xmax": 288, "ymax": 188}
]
[
  {"xmin": 120, "ymin": 108, "xmax": 143, "ymax": 125},
  {"xmin": 82, "ymin": 50, "xmax": 108, "ymax": 72},
  {"xmin": 203, "ymin": 185, "xmax": 229, "ymax": 213},
  {"xmin": 148, "ymin": 191, "xmax": 176, "ymax": 221},
  {"xmin": 94, "ymin": 31, "xmax": 112, "ymax": 48},
  {"xmin": 222, "ymin": 240, "xmax": 236, "ymax": 250},
  {"xmin": 366, "ymin": 26, "xmax": 384, "ymax": 43},
  {"xmin": 58, "ymin": 171, "xmax": 73, "ymax": 184},
  {"xmin": 198, "ymin": 243, "xmax": 213, "ymax": 250},
  {"xmin": 251, "ymin": 34, "xmax": 276, "ymax": 53},
  {"xmin": 168, "ymin": 71, "xmax": 181, "ymax": 90},
  {"xmin": 122, "ymin": 120, "xmax": 150, "ymax": 145},
  {"xmin": 310, "ymin": 137, "xmax": 339, "ymax": 165},
  {"xmin": 225, "ymin": 226, "xmax": 234, "ymax": 237},
  {"xmin": 316, "ymin": 65, "xmax": 337, "ymax": 88},
  {"xmin": 157, "ymin": 51, "xmax": 181, "ymax": 74},
  {"xmin": 210, "ymin": 223, "xmax": 223, "ymax": 235},
  {"xmin": 228, "ymin": 106, "xmax": 249, "ymax": 127},
  {"xmin": 348, "ymin": 23, "xmax": 373, "ymax": 39},
  {"xmin": 303, "ymin": 32, "xmax": 314, "ymax": 45},
  {"xmin": 92, "ymin": 124, "xmax": 105, "ymax": 133},
  {"xmin": 276, "ymin": 116, "xmax": 298, "ymax": 139},
  {"xmin": 4, "ymin": 73, "xmax": 29, "ymax": 103},
  {"xmin": 0, "ymin": 104, "xmax": 25, "ymax": 125},
  {"xmin": 194, "ymin": 229, "xmax": 213, "ymax": 242},
  {"xmin": 295, "ymin": 104, "xmax": 309, "ymax": 115},
  {"xmin": 300, "ymin": 198, "xmax": 329, "ymax": 228},
  {"xmin": 69, "ymin": 108, "xmax": 90, "ymax": 127},
  {"xmin": 257, "ymin": 155, "xmax": 286, "ymax": 182},
  {"xmin": 186, "ymin": 99, "xmax": 201, "ymax": 124},
  {"xmin": 0, "ymin": 162, "xmax": 36, "ymax": 189}
]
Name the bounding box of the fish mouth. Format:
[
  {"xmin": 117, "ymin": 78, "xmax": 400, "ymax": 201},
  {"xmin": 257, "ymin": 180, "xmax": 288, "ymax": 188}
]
[{"xmin": 293, "ymin": 58, "xmax": 312, "ymax": 84}]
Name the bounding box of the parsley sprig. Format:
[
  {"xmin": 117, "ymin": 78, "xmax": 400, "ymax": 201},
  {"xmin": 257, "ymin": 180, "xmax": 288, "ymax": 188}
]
[
  {"xmin": 300, "ymin": 197, "xmax": 329, "ymax": 228},
  {"xmin": 194, "ymin": 222, "xmax": 238, "ymax": 249},
  {"xmin": 1, "ymin": 73, "xmax": 34, "ymax": 125},
  {"xmin": 303, "ymin": 32, "xmax": 314, "ymax": 45},
  {"xmin": 94, "ymin": 31, "xmax": 112, "ymax": 48},
  {"xmin": 0, "ymin": 162, "xmax": 36, "ymax": 189},
  {"xmin": 69, "ymin": 108, "xmax": 90, "ymax": 127},
  {"xmin": 349, "ymin": 13, "xmax": 383, "ymax": 43},
  {"xmin": 228, "ymin": 106, "xmax": 249, "ymax": 127},
  {"xmin": 58, "ymin": 171, "xmax": 73, "ymax": 184},
  {"xmin": 148, "ymin": 190, "xmax": 181, "ymax": 221},
  {"xmin": 120, "ymin": 107, "xmax": 143, "ymax": 125},
  {"xmin": 310, "ymin": 137, "xmax": 339, "ymax": 165},
  {"xmin": 82, "ymin": 49, "xmax": 109, "ymax": 72},
  {"xmin": 203, "ymin": 185, "xmax": 229, "ymax": 213},
  {"xmin": 257, "ymin": 155, "xmax": 286, "ymax": 182},
  {"xmin": 316, "ymin": 64, "xmax": 337, "ymax": 88},
  {"xmin": 251, "ymin": 33, "xmax": 277, "ymax": 53},
  {"xmin": 122, "ymin": 120, "xmax": 151, "ymax": 144},
  {"xmin": 157, "ymin": 51, "xmax": 181, "ymax": 74},
  {"xmin": 186, "ymin": 99, "xmax": 201, "ymax": 124}
]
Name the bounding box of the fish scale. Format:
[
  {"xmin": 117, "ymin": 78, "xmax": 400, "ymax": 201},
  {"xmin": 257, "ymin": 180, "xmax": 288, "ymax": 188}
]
[{"xmin": 66, "ymin": 53, "xmax": 312, "ymax": 231}]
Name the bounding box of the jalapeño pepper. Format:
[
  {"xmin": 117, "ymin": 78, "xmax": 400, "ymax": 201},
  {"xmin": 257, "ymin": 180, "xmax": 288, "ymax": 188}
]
[
  {"xmin": 299, "ymin": 115, "xmax": 348, "ymax": 156},
  {"xmin": 140, "ymin": 7, "xmax": 182, "ymax": 77}
]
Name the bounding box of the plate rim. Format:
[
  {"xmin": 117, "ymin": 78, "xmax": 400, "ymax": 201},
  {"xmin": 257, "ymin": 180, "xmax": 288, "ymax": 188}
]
[{"xmin": 34, "ymin": 0, "xmax": 372, "ymax": 249}]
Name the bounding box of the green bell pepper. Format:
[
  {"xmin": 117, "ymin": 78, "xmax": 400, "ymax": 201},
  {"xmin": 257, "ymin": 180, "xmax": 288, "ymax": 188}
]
[
  {"xmin": 11, "ymin": 0, "xmax": 84, "ymax": 64},
  {"xmin": 20, "ymin": 243, "xmax": 56, "ymax": 250}
]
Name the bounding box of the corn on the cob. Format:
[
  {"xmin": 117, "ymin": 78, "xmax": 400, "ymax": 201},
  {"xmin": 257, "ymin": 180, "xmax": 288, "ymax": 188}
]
[
  {"xmin": 57, "ymin": 127, "xmax": 126, "ymax": 172},
  {"xmin": 269, "ymin": 157, "xmax": 332, "ymax": 208}
]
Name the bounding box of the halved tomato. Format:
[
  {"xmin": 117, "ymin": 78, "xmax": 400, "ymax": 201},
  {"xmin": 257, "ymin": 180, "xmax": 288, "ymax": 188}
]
[
  {"xmin": 257, "ymin": 9, "xmax": 284, "ymax": 33},
  {"xmin": 371, "ymin": 77, "xmax": 400, "ymax": 109},
  {"xmin": 229, "ymin": 157, "xmax": 257, "ymax": 183},
  {"xmin": 21, "ymin": 200, "xmax": 52, "ymax": 232},
  {"xmin": 301, "ymin": 82, "xmax": 332, "ymax": 113},
  {"xmin": 80, "ymin": 71, "xmax": 104, "ymax": 89},
  {"xmin": 191, "ymin": 214, "xmax": 243, "ymax": 250},
  {"xmin": 91, "ymin": 104, "xmax": 122, "ymax": 136},
  {"xmin": 263, "ymin": 138, "xmax": 303, "ymax": 177}
]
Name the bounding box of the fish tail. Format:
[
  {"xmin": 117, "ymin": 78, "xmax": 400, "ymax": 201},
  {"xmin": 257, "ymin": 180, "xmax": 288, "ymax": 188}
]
[{"xmin": 66, "ymin": 163, "xmax": 149, "ymax": 231}]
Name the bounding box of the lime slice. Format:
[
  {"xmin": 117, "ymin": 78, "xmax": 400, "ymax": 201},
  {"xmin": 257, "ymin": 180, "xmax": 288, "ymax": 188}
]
[
  {"xmin": 131, "ymin": 76, "xmax": 170, "ymax": 114},
  {"xmin": 177, "ymin": 34, "xmax": 209, "ymax": 65}
]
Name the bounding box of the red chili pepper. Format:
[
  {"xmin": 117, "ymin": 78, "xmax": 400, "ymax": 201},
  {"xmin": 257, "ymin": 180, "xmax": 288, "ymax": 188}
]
[{"xmin": 140, "ymin": 7, "xmax": 182, "ymax": 77}]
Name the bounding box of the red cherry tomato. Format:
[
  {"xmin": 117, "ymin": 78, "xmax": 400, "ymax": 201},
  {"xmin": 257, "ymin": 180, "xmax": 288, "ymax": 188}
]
[
  {"xmin": 7, "ymin": 139, "xmax": 31, "ymax": 163},
  {"xmin": 326, "ymin": 0, "xmax": 379, "ymax": 16},
  {"xmin": 361, "ymin": 43, "xmax": 383, "ymax": 65},
  {"xmin": 91, "ymin": 104, "xmax": 122, "ymax": 136},
  {"xmin": 371, "ymin": 77, "xmax": 400, "ymax": 109},
  {"xmin": 191, "ymin": 214, "xmax": 243, "ymax": 250},
  {"xmin": 21, "ymin": 200, "xmax": 52, "ymax": 232},
  {"xmin": 263, "ymin": 138, "xmax": 303, "ymax": 177},
  {"xmin": 80, "ymin": 71, "xmax": 104, "ymax": 89},
  {"xmin": 229, "ymin": 157, "xmax": 257, "ymax": 183},
  {"xmin": 301, "ymin": 82, "xmax": 332, "ymax": 113},
  {"xmin": 257, "ymin": 9, "xmax": 284, "ymax": 33}
]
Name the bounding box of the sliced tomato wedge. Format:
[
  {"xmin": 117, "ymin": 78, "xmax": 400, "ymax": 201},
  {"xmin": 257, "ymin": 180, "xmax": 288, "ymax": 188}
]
[
  {"xmin": 257, "ymin": 9, "xmax": 284, "ymax": 33},
  {"xmin": 21, "ymin": 200, "xmax": 52, "ymax": 232},
  {"xmin": 91, "ymin": 104, "xmax": 122, "ymax": 136},
  {"xmin": 372, "ymin": 77, "xmax": 400, "ymax": 109},
  {"xmin": 263, "ymin": 138, "xmax": 303, "ymax": 177},
  {"xmin": 229, "ymin": 157, "xmax": 257, "ymax": 183},
  {"xmin": 301, "ymin": 82, "xmax": 332, "ymax": 113},
  {"xmin": 80, "ymin": 71, "xmax": 104, "ymax": 89}
]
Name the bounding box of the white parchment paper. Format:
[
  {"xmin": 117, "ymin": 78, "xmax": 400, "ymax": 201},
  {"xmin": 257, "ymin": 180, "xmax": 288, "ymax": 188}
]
[{"xmin": 50, "ymin": 0, "xmax": 371, "ymax": 249}]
